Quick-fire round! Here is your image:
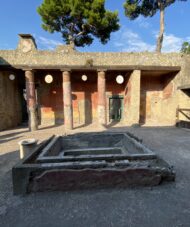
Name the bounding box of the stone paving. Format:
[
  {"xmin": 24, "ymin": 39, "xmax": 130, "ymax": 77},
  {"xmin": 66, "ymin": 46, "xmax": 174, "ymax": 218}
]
[{"xmin": 0, "ymin": 124, "xmax": 190, "ymax": 226}]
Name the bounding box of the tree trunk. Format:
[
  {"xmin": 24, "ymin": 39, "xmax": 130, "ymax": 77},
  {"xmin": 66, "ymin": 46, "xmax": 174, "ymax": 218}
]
[
  {"xmin": 156, "ymin": 5, "xmax": 165, "ymax": 53},
  {"xmin": 68, "ymin": 34, "xmax": 75, "ymax": 48}
]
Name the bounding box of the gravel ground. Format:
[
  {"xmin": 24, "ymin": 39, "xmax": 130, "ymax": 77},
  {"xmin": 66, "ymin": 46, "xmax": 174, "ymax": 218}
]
[{"xmin": 0, "ymin": 124, "xmax": 190, "ymax": 227}]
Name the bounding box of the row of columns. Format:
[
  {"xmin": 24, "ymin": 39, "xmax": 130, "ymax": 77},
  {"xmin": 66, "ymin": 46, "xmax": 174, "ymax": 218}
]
[{"xmin": 24, "ymin": 69, "xmax": 107, "ymax": 131}]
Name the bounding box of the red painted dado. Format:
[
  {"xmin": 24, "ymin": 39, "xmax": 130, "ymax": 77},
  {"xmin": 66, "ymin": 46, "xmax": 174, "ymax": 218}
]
[
  {"xmin": 36, "ymin": 71, "xmax": 127, "ymax": 124},
  {"xmin": 140, "ymin": 73, "xmax": 176, "ymax": 124},
  {"xmin": 41, "ymin": 87, "xmax": 63, "ymax": 111},
  {"xmin": 35, "ymin": 70, "xmax": 177, "ymax": 126}
]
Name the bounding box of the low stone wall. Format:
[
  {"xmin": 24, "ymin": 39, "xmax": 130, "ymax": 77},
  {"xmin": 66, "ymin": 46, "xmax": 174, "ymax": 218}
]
[{"xmin": 0, "ymin": 49, "xmax": 183, "ymax": 68}]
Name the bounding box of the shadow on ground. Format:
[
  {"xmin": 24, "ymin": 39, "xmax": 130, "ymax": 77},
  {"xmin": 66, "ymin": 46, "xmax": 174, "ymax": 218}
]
[{"xmin": 0, "ymin": 126, "xmax": 190, "ymax": 227}]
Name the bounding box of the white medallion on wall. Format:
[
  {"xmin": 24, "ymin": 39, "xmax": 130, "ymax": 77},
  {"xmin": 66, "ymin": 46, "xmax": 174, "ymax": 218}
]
[
  {"xmin": 82, "ymin": 75, "xmax": 88, "ymax": 81},
  {"xmin": 116, "ymin": 75, "xmax": 124, "ymax": 84},
  {"xmin": 9, "ymin": 74, "xmax": 15, "ymax": 81},
  {"xmin": 45, "ymin": 74, "xmax": 53, "ymax": 84}
]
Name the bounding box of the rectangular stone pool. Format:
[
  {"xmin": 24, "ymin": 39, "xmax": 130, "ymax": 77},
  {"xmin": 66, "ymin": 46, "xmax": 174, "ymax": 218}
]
[{"xmin": 12, "ymin": 132, "xmax": 175, "ymax": 194}]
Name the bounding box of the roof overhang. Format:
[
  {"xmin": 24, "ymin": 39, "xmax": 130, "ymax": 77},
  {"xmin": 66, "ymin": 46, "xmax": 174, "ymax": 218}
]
[
  {"xmin": 178, "ymin": 84, "xmax": 190, "ymax": 90},
  {"xmin": 0, "ymin": 65, "xmax": 181, "ymax": 72}
]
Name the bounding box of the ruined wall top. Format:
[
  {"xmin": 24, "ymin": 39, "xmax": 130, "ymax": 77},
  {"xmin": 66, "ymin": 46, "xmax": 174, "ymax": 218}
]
[
  {"xmin": 0, "ymin": 34, "xmax": 189, "ymax": 69},
  {"xmin": 17, "ymin": 34, "xmax": 37, "ymax": 53}
]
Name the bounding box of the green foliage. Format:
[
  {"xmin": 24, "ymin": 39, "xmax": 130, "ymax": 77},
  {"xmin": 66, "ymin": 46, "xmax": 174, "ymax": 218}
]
[
  {"xmin": 123, "ymin": 0, "xmax": 176, "ymax": 19},
  {"xmin": 124, "ymin": 0, "xmax": 187, "ymax": 52},
  {"xmin": 37, "ymin": 0, "xmax": 120, "ymax": 47},
  {"xmin": 181, "ymin": 42, "xmax": 190, "ymax": 54}
]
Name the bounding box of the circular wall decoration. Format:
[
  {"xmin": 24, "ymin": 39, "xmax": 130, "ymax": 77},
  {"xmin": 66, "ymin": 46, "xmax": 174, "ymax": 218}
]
[
  {"xmin": 82, "ymin": 75, "xmax": 88, "ymax": 81},
  {"xmin": 116, "ymin": 75, "xmax": 124, "ymax": 84},
  {"xmin": 45, "ymin": 74, "xmax": 53, "ymax": 83},
  {"xmin": 9, "ymin": 74, "xmax": 15, "ymax": 81}
]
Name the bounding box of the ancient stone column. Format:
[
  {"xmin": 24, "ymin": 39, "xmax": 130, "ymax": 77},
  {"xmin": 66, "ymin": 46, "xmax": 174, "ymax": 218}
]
[
  {"xmin": 25, "ymin": 70, "xmax": 38, "ymax": 131},
  {"xmin": 97, "ymin": 70, "xmax": 107, "ymax": 126},
  {"xmin": 62, "ymin": 70, "xmax": 73, "ymax": 130}
]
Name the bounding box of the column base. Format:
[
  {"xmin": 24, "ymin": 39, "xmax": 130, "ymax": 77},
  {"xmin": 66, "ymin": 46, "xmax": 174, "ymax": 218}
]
[
  {"xmin": 29, "ymin": 108, "xmax": 38, "ymax": 131},
  {"xmin": 98, "ymin": 105, "xmax": 107, "ymax": 126}
]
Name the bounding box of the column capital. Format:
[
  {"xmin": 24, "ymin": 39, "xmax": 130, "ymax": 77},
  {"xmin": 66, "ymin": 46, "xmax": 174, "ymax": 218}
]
[
  {"xmin": 97, "ymin": 69, "xmax": 107, "ymax": 73},
  {"xmin": 22, "ymin": 68, "xmax": 34, "ymax": 72},
  {"xmin": 60, "ymin": 68, "xmax": 72, "ymax": 72},
  {"xmin": 132, "ymin": 69, "xmax": 141, "ymax": 73},
  {"xmin": 62, "ymin": 70, "xmax": 71, "ymax": 82},
  {"xmin": 25, "ymin": 70, "xmax": 35, "ymax": 82},
  {"xmin": 97, "ymin": 70, "xmax": 106, "ymax": 79}
]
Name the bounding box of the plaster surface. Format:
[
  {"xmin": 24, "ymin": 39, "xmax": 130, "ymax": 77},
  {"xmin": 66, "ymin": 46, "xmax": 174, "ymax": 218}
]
[{"xmin": 1, "ymin": 35, "xmax": 190, "ymax": 130}]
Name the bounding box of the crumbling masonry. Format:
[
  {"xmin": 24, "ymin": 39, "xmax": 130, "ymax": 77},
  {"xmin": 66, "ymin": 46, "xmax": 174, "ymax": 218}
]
[{"xmin": 0, "ymin": 34, "xmax": 190, "ymax": 131}]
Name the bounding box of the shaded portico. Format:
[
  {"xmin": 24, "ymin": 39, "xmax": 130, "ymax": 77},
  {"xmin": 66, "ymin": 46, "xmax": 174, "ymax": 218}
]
[
  {"xmin": 23, "ymin": 67, "xmax": 129, "ymax": 131},
  {"xmin": 0, "ymin": 34, "xmax": 187, "ymax": 132},
  {"xmin": 21, "ymin": 65, "xmax": 180, "ymax": 131}
]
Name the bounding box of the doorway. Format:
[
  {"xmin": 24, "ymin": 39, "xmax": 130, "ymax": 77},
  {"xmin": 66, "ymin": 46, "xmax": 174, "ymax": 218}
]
[{"xmin": 109, "ymin": 96, "xmax": 124, "ymax": 121}]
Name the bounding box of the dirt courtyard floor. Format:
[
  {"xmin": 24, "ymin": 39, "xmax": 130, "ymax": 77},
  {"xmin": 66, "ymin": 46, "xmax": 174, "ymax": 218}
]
[{"xmin": 0, "ymin": 124, "xmax": 190, "ymax": 227}]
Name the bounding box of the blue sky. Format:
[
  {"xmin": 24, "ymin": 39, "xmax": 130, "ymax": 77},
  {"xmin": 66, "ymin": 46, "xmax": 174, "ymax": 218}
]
[{"xmin": 0, "ymin": 0, "xmax": 190, "ymax": 52}]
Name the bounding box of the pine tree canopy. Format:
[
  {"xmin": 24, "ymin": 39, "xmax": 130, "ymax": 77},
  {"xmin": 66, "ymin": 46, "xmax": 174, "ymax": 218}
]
[
  {"xmin": 37, "ymin": 0, "xmax": 120, "ymax": 47},
  {"xmin": 124, "ymin": 0, "xmax": 176, "ymax": 19},
  {"xmin": 124, "ymin": 0, "xmax": 187, "ymax": 52},
  {"xmin": 181, "ymin": 42, "xmax": 190, "ymax": 54}
]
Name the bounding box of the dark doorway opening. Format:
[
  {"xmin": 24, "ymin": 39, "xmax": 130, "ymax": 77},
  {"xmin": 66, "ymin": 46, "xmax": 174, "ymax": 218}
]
[
  {"xmin": 109, "ymin": 96, "xmax": 124, "ymax": 121},
  {"xmin": 17, "ymin": 73, "xmax": 28, "ymax": 124},
  {"xmin": 21, "ymin": 89, "xmax": 28, "ymax": 123}
]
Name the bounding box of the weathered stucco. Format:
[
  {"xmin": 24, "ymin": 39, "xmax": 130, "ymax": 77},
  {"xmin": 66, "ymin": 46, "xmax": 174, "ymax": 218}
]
[
  {"xmin": 0, "ymin": 35, "xmax": 184, "ymax": 69},
  {"xmin": 0, "ymin": 72, "xmax": 22, "ymax": 130},
  {"xmin": 0, "ymin": 34, "xmax": 190, "ymax": 130},
  {"xmin": 0, "ymin": 49, "xmax": 183, "ymax": 69}
]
